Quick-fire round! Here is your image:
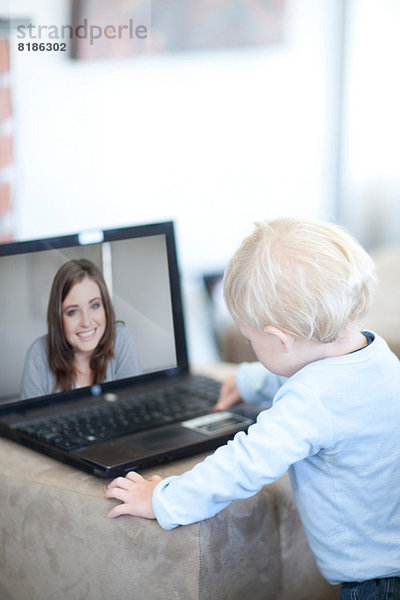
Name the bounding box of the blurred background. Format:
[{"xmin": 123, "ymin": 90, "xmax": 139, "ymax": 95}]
[{"xmin": 0, "ymin": 0, "xmax": 399, "ymax": 364}]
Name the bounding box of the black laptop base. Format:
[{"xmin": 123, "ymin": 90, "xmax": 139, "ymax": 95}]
[{"xmin": 1, "ymin": 374, "xmax": 257, "ymax": 478}]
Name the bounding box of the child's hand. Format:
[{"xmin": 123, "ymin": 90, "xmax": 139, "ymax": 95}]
[
  {"xmin": 213, "ymin": 375, "xmax": 242, "ymax": 411},
  {"xmin": 106, "ymin": 471, "xmax": 162, "ymax": 519}
]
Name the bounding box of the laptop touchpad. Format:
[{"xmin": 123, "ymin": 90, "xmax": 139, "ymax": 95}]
[
  {"xmin": 126, "ymin": 425, "xmax": 204, "ymax": 452},
  {"xmin": 75, "ymin": 426, "xmax": 205, "ymax": 467}
]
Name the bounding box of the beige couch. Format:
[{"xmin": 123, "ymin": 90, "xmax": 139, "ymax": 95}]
[
  {"xmin": 0, "ymin": 442, "xmax": 339, "ymax": 600},
  {"xmin": 0, "ymin": 365, "xmax": 339, "ymax": 600}
]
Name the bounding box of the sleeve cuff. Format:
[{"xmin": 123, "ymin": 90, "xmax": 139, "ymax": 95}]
[{"xmin": 152, "ymin": 476, "xmax": 181, "ymax": 530}]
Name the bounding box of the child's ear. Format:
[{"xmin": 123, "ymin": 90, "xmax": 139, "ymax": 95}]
[{"xmin": 264, "ymin": 325, "xmax": 296, "ymax": 353}]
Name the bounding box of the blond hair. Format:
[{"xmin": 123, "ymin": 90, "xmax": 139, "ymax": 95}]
[{"xmin": 224, "ymin": 218, "xmax": 377, "ymax": 343}]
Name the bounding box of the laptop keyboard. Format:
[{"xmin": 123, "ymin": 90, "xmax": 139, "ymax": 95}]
[{"xmin": 17, "ymin": 376, "xmax": 220, "ymax": 451}]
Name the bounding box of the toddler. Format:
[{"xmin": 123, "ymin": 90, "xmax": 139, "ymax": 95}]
[{"xmin": 106, "ymin": 218, "xmax": 400, "ymax": 600}]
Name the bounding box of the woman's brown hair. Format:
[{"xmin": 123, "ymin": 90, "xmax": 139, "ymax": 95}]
[{"xmin": 47, "ymin": 259, "xmax": 115, "ymax": 392}]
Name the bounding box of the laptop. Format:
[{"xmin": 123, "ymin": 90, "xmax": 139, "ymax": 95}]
[{"xmin": 0, "ymin": 221, "xmax": 258, "ymax": 478}]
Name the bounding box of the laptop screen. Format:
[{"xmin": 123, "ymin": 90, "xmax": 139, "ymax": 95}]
[{"xmin": 0, "ymin": 221, "xmax": 188, "ymax": 406}]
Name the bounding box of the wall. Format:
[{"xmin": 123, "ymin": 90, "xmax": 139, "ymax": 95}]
[
  {"xmin": 7, "ymin": 0, "xmax": 340, "ymax": 274},
  {"xmin": 3, "ymin": 0, "xmax": 343, "ymax": 361},
  {"xmin": 340, "ymin": 0, "xmax": 400, "ymax": 249}
]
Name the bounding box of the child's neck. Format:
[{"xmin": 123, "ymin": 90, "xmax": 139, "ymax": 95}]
[
  {"xmin": 290, "ymin": 330, "xmax": 369, "ymax": 375},
  {"xmin": 320, "ymin": 330, "xmax": 369, "ymax": 359}
]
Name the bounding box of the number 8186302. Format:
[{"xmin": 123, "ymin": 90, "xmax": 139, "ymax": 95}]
[{"xmin": 18, "ymin": 42, "xmax": 67, "ymax": 52}]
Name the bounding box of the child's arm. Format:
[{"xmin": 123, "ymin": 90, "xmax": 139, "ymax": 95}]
[
  {"xmin": 106, "ymin": 382, "xmax": 333, "ymax": 529},
  {"xmin": 214, "ymin": 374, "xmax": 242, "ymax": 410},
  {"xmin": 106, "ymin": 472, "xmax": 162, "ymax": 519},
  {"xmin": 214, "ymin": 362, "xmax": 288, "ymax": 411}
]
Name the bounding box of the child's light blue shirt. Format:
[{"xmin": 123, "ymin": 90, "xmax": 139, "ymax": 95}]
[{"xmin": 152, "ymin": 332, "xmax": 400, "ymax": 584}]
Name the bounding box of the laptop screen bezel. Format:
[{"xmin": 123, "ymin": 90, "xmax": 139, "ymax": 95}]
[{"xmin": 0, "ymin": 221, "xmax": 189, "ymax": 413}]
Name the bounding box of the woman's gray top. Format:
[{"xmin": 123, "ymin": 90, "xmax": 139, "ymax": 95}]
[{"xmin": 20, "ymin": 323, "xmax": 142, "ymax": 400}]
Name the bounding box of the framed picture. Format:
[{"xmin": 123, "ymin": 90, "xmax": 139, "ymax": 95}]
[
  {"xmin": 71, "ymin": 0, "xmax": 286, "ymax": 60},
  {"xmin": 70, "ymin": 0, "xmax": 151, "ymax": 60}
]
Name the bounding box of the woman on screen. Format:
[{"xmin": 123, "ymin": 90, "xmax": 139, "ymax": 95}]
[{"xmin": 20, "ymin": 259, "xmax": 142, "ymax": 399}]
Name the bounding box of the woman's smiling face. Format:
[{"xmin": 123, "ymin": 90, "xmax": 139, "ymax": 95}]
[{"xmin": 62, "ymin": 278, "xmax": 106, "ymax": 356}]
